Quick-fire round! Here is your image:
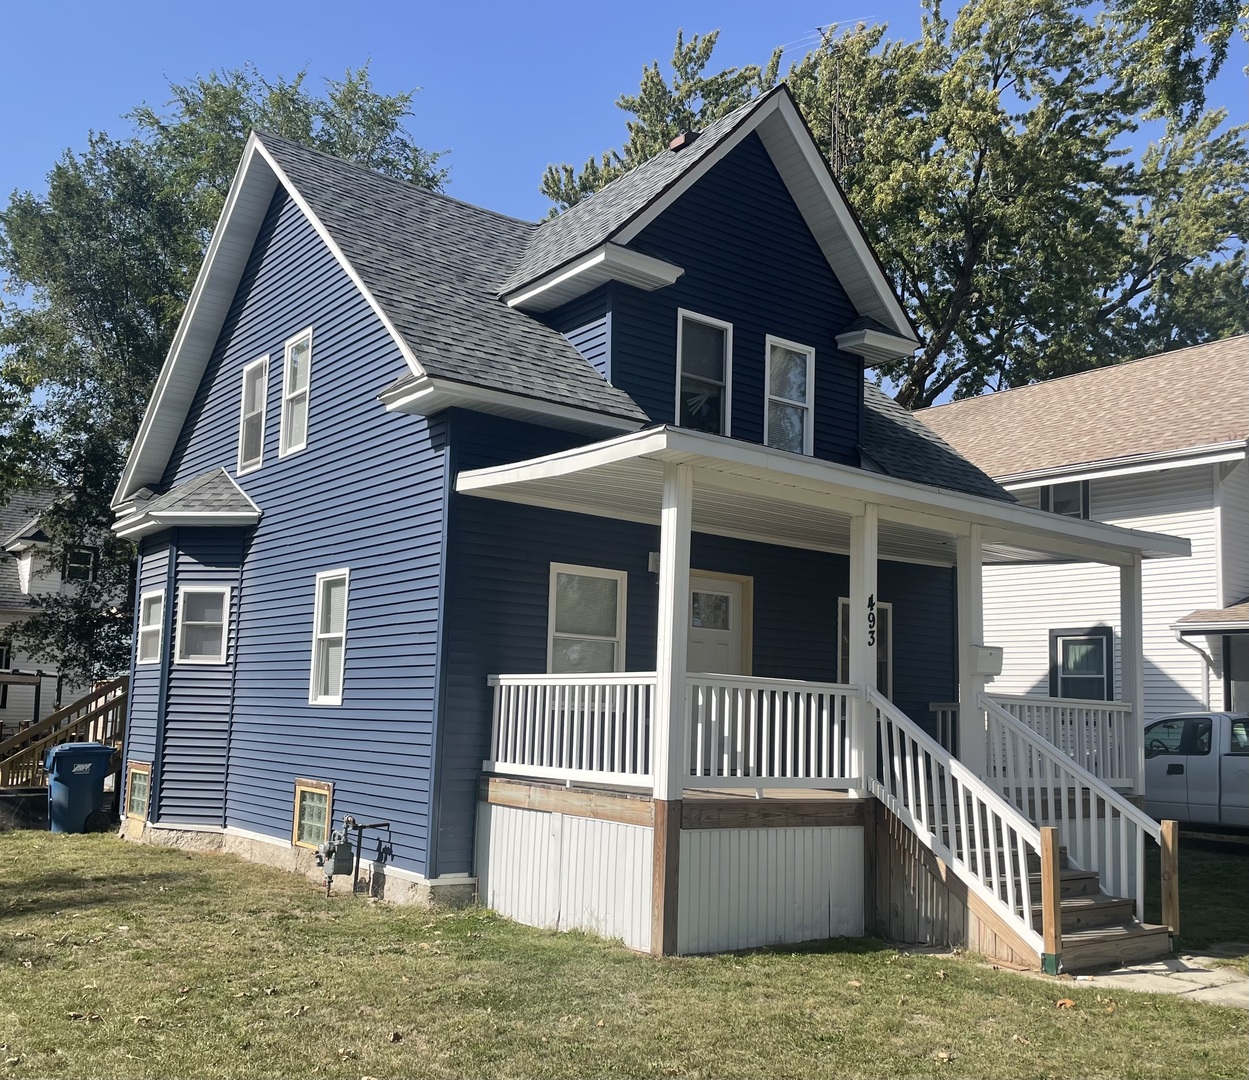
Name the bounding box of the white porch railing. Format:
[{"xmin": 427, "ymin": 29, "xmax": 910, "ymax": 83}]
[
  {"xmin": 485, "ymin": 673, "xmax": 656, "ymax": 789},
  {"xmin": 871, "ymin": 688, "xmax": 1045, "ymax": 956},
  {"xmin": 981, "ymin": 694, "xmax": 1160, "ymax": 918},
  {"xmin": 989, "ymin": 694, "xmax": 1136, "ymax": 790},
  {"xmin": 684, "ymin": 674, "xmax": 859, "ymax": 789}
]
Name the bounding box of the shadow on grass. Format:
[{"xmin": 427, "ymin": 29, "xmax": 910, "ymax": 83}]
[
  {"xmin": 0, "ymin": 869, "xmax": 200, "ymax": 922},
  {"xmin": 1145, "ymin": 833, "xmax": 1249, "ymax": 951}
]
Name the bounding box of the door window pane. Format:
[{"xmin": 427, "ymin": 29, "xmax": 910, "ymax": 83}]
[{"xmin": 691, "ymin": 592, "xmax": 731, "ymax": 631}]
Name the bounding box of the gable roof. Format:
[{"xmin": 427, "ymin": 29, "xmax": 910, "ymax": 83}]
[
  {"xmin": 915, "ymin": 337, "xmax": 1249, "ymax": 482},
  {"xmin": 115, "ymin": 469, "xmax": 260, "ymax": 540},
  {"xmin": 861, "ymin": 386, "xmax": 1012, "ymax": 502},
  {"xmin": 1, "ymin": 491, "xmax": 57, "ymax": 611},
  {"xmin": 499, "ymin": 86, "xmax": 917, "ymax": 348}
]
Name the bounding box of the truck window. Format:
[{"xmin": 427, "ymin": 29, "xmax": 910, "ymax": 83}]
[
  {"xmin": 1145, "ymin": 718, "xmax": 1186, "ymax": 757},
  {"xmin": 1190, "ymin": 718, "xmax": 1212, "ymax": 755},
  {"xmin": 1230, "ymin": 719, "xmax": 1249, "ymax": 755}
]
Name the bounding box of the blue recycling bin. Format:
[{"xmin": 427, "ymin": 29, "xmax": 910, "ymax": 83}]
[{"xmin": 45, "ymin": 743, "xmax": 117, "ymax": 833}]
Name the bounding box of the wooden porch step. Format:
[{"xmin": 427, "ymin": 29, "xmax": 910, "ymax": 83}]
[
  {"xmin": 1031, "ymin": 893, "xmax": 1137, "ymax": 933},
  {"xmin": 1058, "ymin": 922, "xmax": 1171, "ymax": 973},
  {"xmin": 1026, "ymin": 867, "xmax": 1102, "ymax": 898}
]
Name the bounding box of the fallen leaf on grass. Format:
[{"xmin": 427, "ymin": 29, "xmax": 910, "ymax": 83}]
[
  {"xmin": 177, "ymin": 986, "xmax": 191, "ymax": 994},
  {"xmin": 339, "ymin": 1048, "xmax": 356, "ymax": 1060},
  {"xmin": 1056, "ymin": 999, "xmax": 1076, "ymax": 1010},
  {"xmin": 132, "ymin": 1016, "xmax": 152, "ymax": 1025},
  {"xmin": 1105, "ymin": 1004, "xmax": 1116, "ymax": 1015},
  {"xmin": 935, "ymin": 1050, "xmax": 955, "ymax": 1063},
  {"xmin": 937, "ymin": 970, "xmax": 948, "ymax": 980},
  {"xmin": 1013, "ymin": 1034, "xmax": 1031, "ymax": 1045},
  {"xmin": 263, "ymin": 986, "xmax": 279, "ymax": 996},
  {"xmin": 897, "ymin": 996, "xmax": 907, "ymax": 1005},
  {"xmin": 4, "ymin": 1056, "xmax": 20, "ymax": 1067},
  {"xmin": 596, "ymin": 1019, "xmax": 605, "ymax": 1028},
  {"xmin": 847, "ymin": 979, "xmax": 863, "ymax": 988}
]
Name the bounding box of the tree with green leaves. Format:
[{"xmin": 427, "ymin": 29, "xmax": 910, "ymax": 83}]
[
  {"xmin": 542, "ymin": 5, "xmax": 1248, "ymax": 409},
  {"xmin": 0, "ymin": 64, "xmax": 444, "ymax": 683}
]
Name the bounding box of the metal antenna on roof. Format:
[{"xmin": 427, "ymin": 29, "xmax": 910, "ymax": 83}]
[{"xmin": 817, "ymin": 25, "xmax": 843, "ymax": 180}]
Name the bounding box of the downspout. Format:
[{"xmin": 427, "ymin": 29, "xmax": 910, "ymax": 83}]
[{"xmin": 1173, "ymin": 630, "xmax": 1214, "ymax": 709}]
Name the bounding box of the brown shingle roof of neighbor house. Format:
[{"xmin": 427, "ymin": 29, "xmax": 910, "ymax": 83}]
[
  {"xmin": 914, "ymin": 336, "xmax": 1249, "ymax": 480},
  {"xmin": 1174, "ymin": 599, "xmax": 1249, "ymax": 633}
]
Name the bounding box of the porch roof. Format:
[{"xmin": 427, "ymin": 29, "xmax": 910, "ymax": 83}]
[{"xmin": 455, "ymin": 426, "xmax": 1191, "ymax": 567}]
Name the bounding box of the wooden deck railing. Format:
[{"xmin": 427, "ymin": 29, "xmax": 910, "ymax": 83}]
[
  {"xmin": 0, "ymin": 677, "xmax": 128, "ymax": 787},
  {"xmin": 685, "ymin": 674, "xmax": 859, "ymax": 789},
  {"xmin": 988, "ymin": 694, "xmax": 1136, "ymax": 790},
  {"xmin": 982, "ymin": 694, "xmax": 1161, "ymax": 920},
  {"xmin": 485, "ymin": 672, "xmax": 656, "ymax": 789}
]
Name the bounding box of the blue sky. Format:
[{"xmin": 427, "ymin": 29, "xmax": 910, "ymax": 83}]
[{"xmin": 5, "ymin": 1, "xmax": 1244, "ymax": 223}]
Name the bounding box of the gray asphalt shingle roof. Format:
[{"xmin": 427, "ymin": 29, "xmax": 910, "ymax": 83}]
[
  {"xmin": 862, "ymin": 385, "xmax": 1013, "ymax": 502},
  {"xmin": 258, "ymin": 133, "xmax": 648, "ymax": 424},
  {"xmin": 498, "ymin": 93, "xmax": 772, "ymax": 296},
  {"xmin": 141, "ymin": 469, "xmax": 257, "ymax": 516}
]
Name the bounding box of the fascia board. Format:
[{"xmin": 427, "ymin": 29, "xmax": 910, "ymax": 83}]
[
  {"xmin": 999, "ymin": 442, "xmax": 1249, "ymax": 488},
  {"xmin": 503, "ymin": 244, "xmax": 684, "ymax": 310}
]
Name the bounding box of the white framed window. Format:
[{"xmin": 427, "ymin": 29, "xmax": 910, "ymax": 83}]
[
  {"xmin": 237, "ymin": 355, "xmax": 268, "ymax": 474},
  {"xmin": 175, "ymin": 586, "xmax": 231, "ymax": 665},
  {"xmin": 310, "ymin": 569, "xmax": 349, "ymax": 705},
  {"xmin": 838, "ymin": 597, "xmax": 893, "ymax": 699},
  {"xmin": 764, "ymin": 336, "xmax": 815, "ymax": 455},
  {"xmin": 137, "ymin": 590, "xmax": 165, "ymax": 665},
  {"xmin": 676, "ymin": 310, "xmax": 732, "ymax": 436},
  {"xmin": 548, "ymin": 563, "xmax": 627, "ymax": 674},
  {"xmin": 279, "ymin": 328, "xmax": 312, "ymax": 457},
  {"xmin": 1040, "ymin": 480, "xmax": 1089, "ymax": 519},
  {"xmin": 62, "ymin": 547, "xmax": 98, "ymax": 583}
]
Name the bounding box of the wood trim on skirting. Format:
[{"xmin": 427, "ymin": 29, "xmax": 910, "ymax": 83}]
[
  {"xmin": 479, "ymin": 776, "xmax": 654, "ymax": 828},
  {"xmin": 681, "ymin": 798, "xmax": 868, "ymax": 830}
]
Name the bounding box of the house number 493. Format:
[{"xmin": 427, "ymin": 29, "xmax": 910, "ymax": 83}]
[{"xmin": 866, "ymin": 594, "xmax": 877, "ymax": 647}]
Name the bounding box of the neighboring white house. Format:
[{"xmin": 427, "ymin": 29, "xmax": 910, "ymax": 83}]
[
  {"xmin": 918, "ymin": 336, "xmax": 1249, "ymax": 719},
  {"xmin": 0, "ymin": 494, "xmax": 97, "ymax": 732}
]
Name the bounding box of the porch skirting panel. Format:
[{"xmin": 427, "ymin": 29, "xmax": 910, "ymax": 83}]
[
  {"xmin": 475, "ymin": 802, "xmax": 654, "ymax": 952},
  {"xmin": 677, "ymin": 826, "xmax": 864, "ymax": 954}
]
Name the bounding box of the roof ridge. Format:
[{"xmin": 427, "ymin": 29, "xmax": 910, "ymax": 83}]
[
  {"xmin": 919, "ymin": 334, "xmax": 1249, "ymax": 415},
  {"xmin": 253, "ymin": 129, "xmax": 541, "ymax": 231}
]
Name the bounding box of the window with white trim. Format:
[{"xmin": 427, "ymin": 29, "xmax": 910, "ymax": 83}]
[
  {"xmin": 1049, "ymin": 627, "xmax": 1112, "ymax": 700},
  {"xmin": 310, "ymin": 569, "xmax": 349, "ymax": 704},
  {"xmin": 1040, "ymin": 480, "xmax": 1089, "ymax": 519},
  {"xmin": 175, "ymin": 586, "xmax": 230, "ymax": 665},
  {"xmin": 137, "ymin": 590, "xmax": 165, "ymax": 665},
  {"xmin": 238, "ymin": 355, "xmax": 268, "ymax": 473},
  {"xmin": 280, "ymin": 329, "xmax": 312, "ymax": 456},
  {"xmin": 676, "ymin": 310, "xmax": 731, "ymax": 436},
  {"xmin": 548, "ymin": 564, "xmax": 626, "ymax": 674},
  {"xmin": 765, "ymin": 336, "xmax": 815, "ymax": 455},
  {"xmin": 838, "ymin": 597, "xmax": 893, "ymax": 699},
  {"xmin": 62, "ymin": 547, "xmax": 97, "ymax": 583}
]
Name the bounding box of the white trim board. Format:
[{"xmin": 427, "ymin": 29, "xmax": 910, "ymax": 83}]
[
  {"xmin": 504, "ymin": 243, "xmax": 684, "ymax": 311},
  {"xmin": 1000, "ymin": 443, "xmax": 1248, "ymax": 488}
]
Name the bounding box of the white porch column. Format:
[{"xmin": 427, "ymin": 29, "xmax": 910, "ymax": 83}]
[
  {"xmin": 957, "ymin": 524, "xmax": 987, "ymax": 775},
  {"xmin": 849, "ymin": 504, "xmax": 879, "ymax": 790},
  {"xmin": 1120, "ymin": 553, "xmax": 1145, "ymax": 793},
  {"xmin": 653, "ymin": 462, "xmax": 692, "ymax": 800}
]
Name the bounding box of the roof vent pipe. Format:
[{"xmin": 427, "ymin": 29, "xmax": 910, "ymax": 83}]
[{"xmin": 669, "ymin": 130, "xmax": 699, "ymax": 152}]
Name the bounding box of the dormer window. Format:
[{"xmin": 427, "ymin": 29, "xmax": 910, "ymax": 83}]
[
  {"xmin": 765, "ymin": 337, "xmax": 815, "ymax": 455},
  {"xmin": 676, "ymin": 310, "xmax": 732, "ymax": 436}
]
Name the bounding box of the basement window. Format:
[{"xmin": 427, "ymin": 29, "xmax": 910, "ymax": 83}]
[
  {"xmin": 293, "ymin": 779, "xmax": 332, "ymax": 848},
  {"xmin": 126, "ymin": 762, "xmax": 151, "ymax": 819}
]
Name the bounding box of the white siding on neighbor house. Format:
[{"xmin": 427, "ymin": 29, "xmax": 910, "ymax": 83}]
[
  {"xmin": 985, "ymin": 466, "xmax": 1220, "ymax": 719},
  {"xmin": 0, "ymin": 629, "xmax": 77, "ymax": 730},
  {"xmin": 475, "ymin": 803, "xmax": 653, "ymax": 952},
  {"xmin": 1218, "ymin": 456, "xmax": 1249, "ymax": 605},
  {"xmin": 676, "ymin": 826, "xmax": 864, "ymax": 954}
]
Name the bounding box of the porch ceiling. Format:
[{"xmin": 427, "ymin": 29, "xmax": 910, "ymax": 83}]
[{"xmin": 456, "ymin": 427, "xmax": 1191, "ymax": 567}]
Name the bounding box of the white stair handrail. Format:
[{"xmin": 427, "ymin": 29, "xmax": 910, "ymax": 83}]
[
  {"xmin": 868, "ymin": 688, "xmax": 1044, "ymax": 957},
  {"xmin": 981, "ymin": 693, "xmax": 1160, "ymax": 918}
]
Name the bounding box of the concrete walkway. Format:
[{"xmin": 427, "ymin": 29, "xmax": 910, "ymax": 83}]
[{"xmin": 1057, "ymin": 947, "xmax": 1249, "ymax": 1009}]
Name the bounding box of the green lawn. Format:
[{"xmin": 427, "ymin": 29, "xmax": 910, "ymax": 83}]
[
  {"xmin": 1, "ymin": 833, "xmax": 1246, "ymax": 1080},
  {"xmin": 1145, "ymin": 833, "xmax": 1249, "ymax": 969}
]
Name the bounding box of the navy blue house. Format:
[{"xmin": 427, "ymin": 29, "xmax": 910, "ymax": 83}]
[{"xmin": 113, "ymin": 86, "xmax": 1183, "ymax": 964}]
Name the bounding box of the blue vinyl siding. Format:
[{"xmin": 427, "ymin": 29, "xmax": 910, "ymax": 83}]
[
  {"xmin": 438, "ymin": 413, "xmax": 955, "ymax": 875},
  {"xmin": 545, "ymin": 287, "xmax": 612, "ymax": 380},
  {"xmin": 125, "ymin": 536, "xmax": 169, "ymax": 769},
  {"xmin": 610, "ymin": 132, "xmax": 864, "ymax": 464},
  {"xmin": 159, "ymin": 528, "xmax": 243, "ymax": 825},
  {"xmin": 155, "ymin": 187, "xmax": 448, "ymax": 876}
]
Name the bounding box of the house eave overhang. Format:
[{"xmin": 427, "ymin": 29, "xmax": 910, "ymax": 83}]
[
  {"xmin": 999, "ymin": 440, "xmax": 1249, "ymax": 489},
  {"xmin": 113, "ymin": 509, "xmax": 261, "ymax": 541},
  {"xmin": 455, "ymin": 426, "xmax": 1191, "ymax": 567},
  {"xmin": 379, "ymin": 374, "xmax": 646, "ymax": 437},
  {"xmin": 502, "ymin": 243, "xmax": 684, "ymax": 312},
  {"xmin": 835, "ymin": 328, "xmax": 919, "ymax": 367}
]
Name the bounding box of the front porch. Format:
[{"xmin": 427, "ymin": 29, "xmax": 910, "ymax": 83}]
[{"xmin": 456, "ymin": 425, "xmax": 1188, "ymax": 967}]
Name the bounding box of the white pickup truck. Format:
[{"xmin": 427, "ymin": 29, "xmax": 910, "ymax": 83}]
[{"xmin": 1144, "ymin": 712, "xmax": 1249, "ymax": 828}]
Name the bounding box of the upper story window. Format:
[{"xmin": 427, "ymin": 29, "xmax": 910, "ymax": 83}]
[
  {"xmin": 310, "ymin": 569, "xmax": 349, "ymax": 705},
  {"xmin": 676, "ymin": 310, "xmax": 732, "ymax": 436},
  {"xmin": 548, "ymin": 563, "xmax": 626, "ymax": 673},
  {"xmin": 238, "ymin": 355, "xmax": 268, "ymax": 474},
  {"xmin": 176, "ymin": 586, "xmax": 231, "ymax": 665},
  {"xmin": 137, "ymin": 590, "xmax": 165, "ymax": 665},
  {"xmin": 1040, "ymin": 480, "xmax": 1089, "ymax": 519},
  {"xmin": 62, "ymin": 547, "xmax": 97, "ymax": 583},
  {"xmin": 765, "ymin": 337, "xmax": 815, "ymax": 455},
  {"xmin": 280, "ymin": 329, "xmax": 312, "ymax": 457}
]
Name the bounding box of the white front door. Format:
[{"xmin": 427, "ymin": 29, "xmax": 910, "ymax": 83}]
[{"xmin": 687, "ymin": 575, "xmax": 746, "ymax": 675}]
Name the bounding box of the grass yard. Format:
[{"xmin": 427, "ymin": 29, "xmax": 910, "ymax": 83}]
[
  {"xmin": 1, "ymin": 833, "xmax": 1246, "ymax": 1079},
  {"xmin": 1145, "ymin": 833, "xmax": 1249, "ymax": 970}
]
